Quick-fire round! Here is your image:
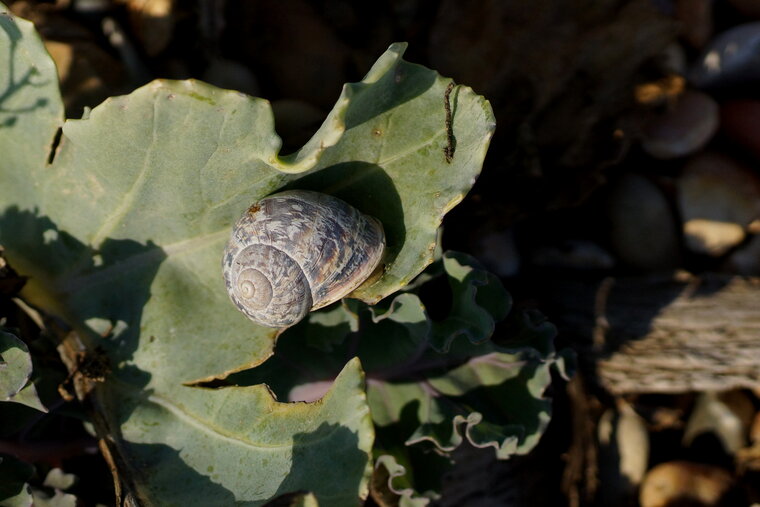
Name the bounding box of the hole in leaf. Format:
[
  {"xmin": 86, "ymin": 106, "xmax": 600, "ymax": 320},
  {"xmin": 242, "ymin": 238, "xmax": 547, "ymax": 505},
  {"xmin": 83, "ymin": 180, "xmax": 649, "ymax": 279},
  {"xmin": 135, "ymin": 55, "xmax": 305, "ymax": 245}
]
[{"xmin": 47, "ymin": 127, "xmax": 62, "ymax": 165}]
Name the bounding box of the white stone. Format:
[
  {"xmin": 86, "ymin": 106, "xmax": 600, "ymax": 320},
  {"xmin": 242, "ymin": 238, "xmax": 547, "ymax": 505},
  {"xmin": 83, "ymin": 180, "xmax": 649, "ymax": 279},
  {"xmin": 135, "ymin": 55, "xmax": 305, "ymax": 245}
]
[{"xmin": 678, "ymin": 152, "xmax": 760, "ymax": 256}]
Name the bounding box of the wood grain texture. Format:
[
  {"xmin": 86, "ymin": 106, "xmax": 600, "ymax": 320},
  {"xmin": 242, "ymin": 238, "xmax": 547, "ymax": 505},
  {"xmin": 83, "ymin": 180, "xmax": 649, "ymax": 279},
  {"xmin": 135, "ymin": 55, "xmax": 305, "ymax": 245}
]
[{"xmin": 546, "ymin": 273, "xmax": 760, "ymax": 394}]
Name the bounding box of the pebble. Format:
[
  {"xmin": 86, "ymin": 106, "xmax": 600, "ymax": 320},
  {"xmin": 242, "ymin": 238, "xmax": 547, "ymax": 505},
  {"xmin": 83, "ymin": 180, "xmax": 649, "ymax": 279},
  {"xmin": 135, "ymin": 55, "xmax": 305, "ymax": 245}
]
[
  {"xmin": 203, "ymin": 58, "xmax": 260, "ymax": 98},
  {"xmin": 597, "ymin": 402, "xmax": 649, "ymax": 505},
  {"xmin": 684, "ymin": 220, "xmax": 745, "ymax": 257},
  {"xmin": 607, "ymin": 173, "xmax": 679, "ymax": 270},
  {"xmin": 43, "ymin": 39, "xmax": 126, "ymax": 117},
  {"xmin": 678, "ymin": 152, "xmax": 760, "ymax": 256},
  {"xmin": 474, "ymin": 229, "xmax": 520, "ymax": 278},
  {"xmin": 123, "ymin": 0, "xmax": 175, "ymax": 57},
  {"xmin": 641, "ymin": 90, "xmax": 719, "ymax": 159},
  {"xmin": 724, "ymin": 234, "xmax": 760, "ymax": 275},
  {"xmin": 690, "ymin": 22, "xmax": 760, "ymax": 89},
  {"xmin": 751, "ymin": 411, "xmax": 760, "ymax": 445},
  {"xmin": 655, "ymin": 43, "xmax": 688, "ymax": 76},
  {"xmin": 683, "ymin": 391, "xmax": 748, "ymax": 455},
  {"xmin": 727, "ymin": 0, "xmax": 760, "ymax": 19},
  {"xmin": 228, "ymin": 0, "xmax": 352, "ymax": 109},
  {"xmin": 675, "ymin": 0, "xmax": 713, "ymax": 49},
  {"xmin": 639, "ymin": 461, "xmax": 734, "ymax": 507},
  {"xmin": 531, "ymin": 240, "xmax": 614, "ymax": 271},
  {"xmin": 720, "ymin": 390, "xmax": 757, "ymax": 438},
  {"xmin": 720, "ymin": 100, "xmax": 760, "ymax": 161}
]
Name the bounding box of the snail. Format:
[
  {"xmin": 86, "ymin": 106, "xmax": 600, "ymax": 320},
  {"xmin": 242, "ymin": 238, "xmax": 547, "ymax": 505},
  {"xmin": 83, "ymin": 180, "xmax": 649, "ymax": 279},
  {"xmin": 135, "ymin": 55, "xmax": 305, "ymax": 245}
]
[{"xmin": 222, "ymin": 190, "xmax": 385, "ymax": 328}]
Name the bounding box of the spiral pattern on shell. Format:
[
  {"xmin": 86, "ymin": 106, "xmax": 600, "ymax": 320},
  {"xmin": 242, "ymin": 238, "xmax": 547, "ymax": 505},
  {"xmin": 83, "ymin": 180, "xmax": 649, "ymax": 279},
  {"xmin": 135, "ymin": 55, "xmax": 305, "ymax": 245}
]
[{"xmin": 222, "ymin": 190, "xmax": 385, "ymax": 328}]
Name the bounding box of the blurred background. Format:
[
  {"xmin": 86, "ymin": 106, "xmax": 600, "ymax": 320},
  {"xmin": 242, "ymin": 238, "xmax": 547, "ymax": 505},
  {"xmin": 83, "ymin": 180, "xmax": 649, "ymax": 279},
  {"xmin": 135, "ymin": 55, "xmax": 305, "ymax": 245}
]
[{"xmin": 6, "ymin": 0, "xmax": 760, "ymax": 505}]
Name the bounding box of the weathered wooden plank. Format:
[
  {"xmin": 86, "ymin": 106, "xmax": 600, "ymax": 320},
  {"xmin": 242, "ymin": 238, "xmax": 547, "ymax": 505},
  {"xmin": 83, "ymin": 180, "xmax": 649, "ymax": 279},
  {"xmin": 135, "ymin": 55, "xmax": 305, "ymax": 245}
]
[{"xmin": 547, "ymin": 273, "xmax": 760, "ymax": 394}]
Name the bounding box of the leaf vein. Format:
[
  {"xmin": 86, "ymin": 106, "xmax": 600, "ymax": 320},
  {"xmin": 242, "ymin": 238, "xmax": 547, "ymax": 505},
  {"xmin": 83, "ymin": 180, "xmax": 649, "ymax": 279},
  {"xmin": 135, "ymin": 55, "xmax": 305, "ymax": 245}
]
[
  {"xmin": 89, "ymin": 97, "xmax": 161, "ymax": 247},
  {"xmin": 136, "ymin": 390, "xmax": 365, "ymax": 451},
  {"xmin": 376, "ymin": 127, "xmax": 445, "ymax": 166}
]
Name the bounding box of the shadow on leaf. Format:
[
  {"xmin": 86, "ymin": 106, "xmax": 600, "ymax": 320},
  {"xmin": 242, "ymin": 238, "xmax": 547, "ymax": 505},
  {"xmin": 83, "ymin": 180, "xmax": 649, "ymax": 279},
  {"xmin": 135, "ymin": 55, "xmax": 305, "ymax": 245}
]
[
  {"xmin": 0, "ymin": 13, "xmax": 52, "ymax": 129},
  {"xmin": 343, "ymin": 58, "xmax": 437, "ymax": 130},
  {"xmin": 117, "ymin": 441, "xmax": 238, "ymax": 505},
  {"xmin": 120, "ymin": 422, "xmax": 366, "ymax": 506},
  {"xmin": 275, "ymin": 422, "xmax": 367, "ymax": 505},
  {"xmin": 0, "ymin": 206, "xmax": 165, "ymax": 397}
]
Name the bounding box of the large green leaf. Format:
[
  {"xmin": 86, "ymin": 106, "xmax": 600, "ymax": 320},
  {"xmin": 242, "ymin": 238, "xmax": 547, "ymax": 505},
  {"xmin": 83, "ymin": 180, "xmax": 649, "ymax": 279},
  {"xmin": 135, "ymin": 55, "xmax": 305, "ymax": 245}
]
[
  {"xmin": 0, "ymin": 46, "xmax": 494, "ymax": 384},
  {"xmin": 292, "ymin": 55, "xmax": 495, "ymax": 303},
  {"xmin": 0, "ymin": 5, "xmax": 494, "ymax": 504}
]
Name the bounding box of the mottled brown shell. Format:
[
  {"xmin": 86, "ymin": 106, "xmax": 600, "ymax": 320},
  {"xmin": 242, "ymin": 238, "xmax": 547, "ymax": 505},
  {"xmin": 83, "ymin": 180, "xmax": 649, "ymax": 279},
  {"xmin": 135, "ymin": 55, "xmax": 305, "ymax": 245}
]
[{"xmin": 222, "ymin": 190, "xmax": 385, "ymax": 328}]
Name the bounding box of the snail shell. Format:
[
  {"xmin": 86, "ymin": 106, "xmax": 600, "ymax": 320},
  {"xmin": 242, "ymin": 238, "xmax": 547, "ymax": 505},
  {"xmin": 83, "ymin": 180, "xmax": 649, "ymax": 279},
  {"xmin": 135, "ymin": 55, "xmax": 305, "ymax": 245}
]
[{"xmin": 222, "ymin": 190, "xmax": 385, "ymax": 328}]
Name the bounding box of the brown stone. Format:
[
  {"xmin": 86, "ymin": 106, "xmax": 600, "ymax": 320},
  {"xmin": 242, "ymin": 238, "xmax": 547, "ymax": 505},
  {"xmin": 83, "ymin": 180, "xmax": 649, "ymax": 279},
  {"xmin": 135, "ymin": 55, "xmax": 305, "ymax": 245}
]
[{"xmin": 640, "ymin": 461, "xmax": 734, "ymax": 507}]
